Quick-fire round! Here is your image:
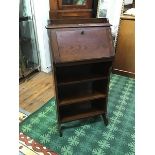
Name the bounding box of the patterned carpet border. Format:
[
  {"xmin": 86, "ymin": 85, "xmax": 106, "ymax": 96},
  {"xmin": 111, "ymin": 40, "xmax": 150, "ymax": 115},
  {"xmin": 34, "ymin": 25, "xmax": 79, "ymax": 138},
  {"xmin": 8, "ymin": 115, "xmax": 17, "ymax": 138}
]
[{"xmin": 19, "ymin": 105, "xmax": 58, "ymax": 155}]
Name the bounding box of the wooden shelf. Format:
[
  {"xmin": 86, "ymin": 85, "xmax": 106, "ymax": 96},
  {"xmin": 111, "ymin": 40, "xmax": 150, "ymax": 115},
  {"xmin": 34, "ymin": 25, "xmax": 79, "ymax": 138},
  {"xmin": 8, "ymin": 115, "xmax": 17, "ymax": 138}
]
[
  {"xmin": 59, "ymin": 91, "xmax": 106, "ymax": 106},
  {"xmin": 60, "ymin": 107, "xmax": 105, "ymax": 123},
  {"xmin": 58, "ymin": 74, "xmax": 108, "ymax": 86}
]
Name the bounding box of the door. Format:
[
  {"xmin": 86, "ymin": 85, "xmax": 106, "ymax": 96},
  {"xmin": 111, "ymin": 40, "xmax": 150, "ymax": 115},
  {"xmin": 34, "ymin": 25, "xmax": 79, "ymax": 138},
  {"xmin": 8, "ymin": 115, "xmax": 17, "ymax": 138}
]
[{"xmin": 19, "ymin": 0, "xmax": 40, "ymax": 78}]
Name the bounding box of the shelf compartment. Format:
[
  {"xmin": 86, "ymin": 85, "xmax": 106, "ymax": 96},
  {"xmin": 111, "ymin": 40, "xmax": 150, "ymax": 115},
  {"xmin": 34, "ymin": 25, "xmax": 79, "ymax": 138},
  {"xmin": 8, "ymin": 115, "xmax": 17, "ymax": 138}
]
[
  {"xmin": 58, "ymin": 80, "xmax": 108, "ymax": 106},
  {"xmin": 59, "ymin": 91, "xmax": 106, "ymax": 106},
  {"xmin": 56, "ymin": 61, "xmax": 112, "ymax": 85},
  {"xmin": 61, "ymin": 109, "xmax": 104, "ymax": 123},
  {"xmin": 59, "ymin": 99, "xmax": 106, "ymax": 123}
]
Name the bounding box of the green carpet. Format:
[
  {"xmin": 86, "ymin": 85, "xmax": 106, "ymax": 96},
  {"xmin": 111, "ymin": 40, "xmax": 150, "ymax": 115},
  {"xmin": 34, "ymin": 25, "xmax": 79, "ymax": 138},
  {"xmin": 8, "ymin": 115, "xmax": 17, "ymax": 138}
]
[{"xmin": 19, "ymin": 74, "xmax": 135, "ymax": 155}]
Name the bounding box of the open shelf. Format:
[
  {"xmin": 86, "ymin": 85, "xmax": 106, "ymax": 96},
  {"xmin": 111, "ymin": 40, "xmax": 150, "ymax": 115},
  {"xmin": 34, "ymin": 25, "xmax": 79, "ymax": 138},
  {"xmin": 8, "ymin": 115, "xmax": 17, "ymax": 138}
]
[
  {"xmin": 56, "ymin": 61, "xmax": 112, "ymax": 85},
  {"xmin": 59, "ymin": 99, "xmax": 106, "ymax": 123},
  {"xmin": 58, "ymin": 80, "xmax": 108, "ymax": 106},
  {"xmin": 61, "ymin": 109, "xmax": 104, "ymax": 123},
  {"xmin": 57, "ymin": 74, "xmax": 108, "ymax": 86},
  {"xmin": 59, "ymin": 91, "xmax": 106, "ymax": 106}
]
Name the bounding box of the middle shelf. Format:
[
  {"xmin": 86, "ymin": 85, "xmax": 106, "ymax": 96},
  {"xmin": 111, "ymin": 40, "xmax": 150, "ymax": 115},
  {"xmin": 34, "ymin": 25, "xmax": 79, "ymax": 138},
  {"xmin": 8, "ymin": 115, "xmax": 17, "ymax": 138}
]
[
  {"xmin": 59, "ymin": 91, "xmax": 106, "ymax": 106},
  {"xmin": 57, "ymin": 74, "xmax": 108, "ymax": 86},
  {"xmin": 58, "ymin": 79, "xmax": 108, "ymax": 106}
]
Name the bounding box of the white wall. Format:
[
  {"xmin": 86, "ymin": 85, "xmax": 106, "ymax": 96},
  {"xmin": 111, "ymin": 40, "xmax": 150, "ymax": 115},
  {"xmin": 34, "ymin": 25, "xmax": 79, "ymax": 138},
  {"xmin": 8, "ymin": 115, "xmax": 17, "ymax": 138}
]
[
  {"xmin": 32, "ymin": 0, "xmax": 52, "ymax": 73},
  {"xmin": 124, "ymin": 0, "xmax": 133, "ymax": 5},
  {"xmin": 97, "ymin": 0, "xmax": 124, "ymax": 37},
  {"xmin": 106, "ymin": 0, "xmax": 124, "ymax": 37}
]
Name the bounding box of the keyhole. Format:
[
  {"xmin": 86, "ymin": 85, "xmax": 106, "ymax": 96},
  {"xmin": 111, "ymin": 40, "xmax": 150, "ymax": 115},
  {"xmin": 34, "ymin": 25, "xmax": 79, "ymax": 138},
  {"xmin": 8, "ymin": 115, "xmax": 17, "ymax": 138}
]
[{"xmin": 81, "ymin": 31, "xmax": 84, "ymax": 35}]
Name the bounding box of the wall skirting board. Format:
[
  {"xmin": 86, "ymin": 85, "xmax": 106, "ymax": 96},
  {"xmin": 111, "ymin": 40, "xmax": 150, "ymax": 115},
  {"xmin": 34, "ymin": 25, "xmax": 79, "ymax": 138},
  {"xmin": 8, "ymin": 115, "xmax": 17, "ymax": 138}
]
[{"xmin": 41, "ymin": 65, "xmax": 52, "ymax": 73}]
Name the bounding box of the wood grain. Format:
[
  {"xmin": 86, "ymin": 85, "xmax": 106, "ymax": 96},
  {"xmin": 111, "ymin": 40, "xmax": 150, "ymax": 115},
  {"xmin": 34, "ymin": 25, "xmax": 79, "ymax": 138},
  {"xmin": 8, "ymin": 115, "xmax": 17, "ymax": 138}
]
[
  {"xmin": 48, "ymin": 18, "xmax": 114, "ymax": 64},
  {"xmin": 113, "ymin": 15, "xmax": 135, "ymax": 78},
  {"xmin": 19, "ymin": 72, "xmax": 55, "ymax": 113},
  {"xmin": 56, "ymin": 27, "xmax": 114, "ymax": 62},
  {"xmin": 47, "ymin": 18, "xmax": 114, "ymax": 135}
]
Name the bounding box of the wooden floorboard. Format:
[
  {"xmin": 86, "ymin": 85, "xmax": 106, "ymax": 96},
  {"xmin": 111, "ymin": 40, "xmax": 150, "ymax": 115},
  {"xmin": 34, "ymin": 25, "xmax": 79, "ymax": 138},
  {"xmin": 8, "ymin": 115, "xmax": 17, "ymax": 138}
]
[{"xmin": 19, "ymin": 72, "xmax": 55, "ymax": 113}]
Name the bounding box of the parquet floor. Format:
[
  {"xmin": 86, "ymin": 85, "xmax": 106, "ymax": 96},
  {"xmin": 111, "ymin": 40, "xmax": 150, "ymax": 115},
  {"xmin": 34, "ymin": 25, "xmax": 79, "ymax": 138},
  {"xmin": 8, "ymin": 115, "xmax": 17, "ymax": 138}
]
[{"xmin": 19, "ymin": 72, "xmax": 55, "ymax": 113}]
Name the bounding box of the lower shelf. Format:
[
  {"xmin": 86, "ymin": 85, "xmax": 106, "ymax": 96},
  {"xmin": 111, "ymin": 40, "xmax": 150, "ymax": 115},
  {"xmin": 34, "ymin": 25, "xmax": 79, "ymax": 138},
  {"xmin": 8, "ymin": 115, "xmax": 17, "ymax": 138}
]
[
  {"xmin": 59, "ymin": 101, "xmax": 105, "ymax": 123},
  {"xmin": 60, "ymin": 109, "xmax": 104, "ymax": 123}
]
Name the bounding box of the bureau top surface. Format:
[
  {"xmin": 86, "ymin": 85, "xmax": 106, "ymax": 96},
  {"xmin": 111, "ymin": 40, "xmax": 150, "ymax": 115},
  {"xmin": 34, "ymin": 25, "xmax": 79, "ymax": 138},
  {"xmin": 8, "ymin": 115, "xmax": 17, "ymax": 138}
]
[
  {"xmin": 47, "ymin": 18, "xmax": 115, "ymax": 63},
  {"xmin": 46, "ymin": 18, "xmax": 111, "ymax": 29}
]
